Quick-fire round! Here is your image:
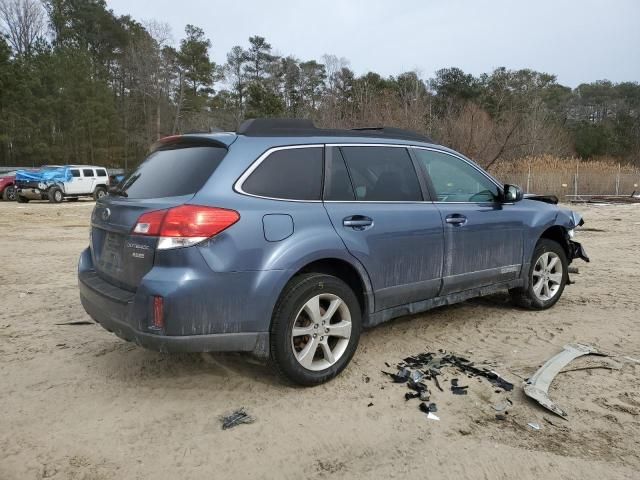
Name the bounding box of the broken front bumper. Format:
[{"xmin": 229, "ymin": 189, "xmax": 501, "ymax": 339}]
[{"xmin": 568, "ymin": 240, "xmax": 589, "ymax": 263}]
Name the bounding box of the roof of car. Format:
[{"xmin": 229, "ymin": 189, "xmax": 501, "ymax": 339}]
[
  {"xmin": 236, "ymin": 118, "xmax": 434, "ymax": 143},
  {"xmin": 65, "ymin": 165, "xmax": 107, "ymax": 169}
]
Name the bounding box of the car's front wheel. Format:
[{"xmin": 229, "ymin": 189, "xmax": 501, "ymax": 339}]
[
  {"xmin": 270, "ymin": 273, "xmax": 361, "ymax": 386},
  {"xmin": 48, "ymin": 187, "xmax": 63, "ymax": 203},
  {"xmin": 510, "ymin": 238, "xmax": 568, "ymax": 309}
]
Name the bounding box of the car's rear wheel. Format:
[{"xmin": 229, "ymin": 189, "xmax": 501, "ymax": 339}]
[
  {"xmin": 2, "ymin": 186, "xmax": 16, "ymax": 201},
  {"xmin": 48, "ymin": 187, "xmax": 63, "ymax": 203},
  {"xmin": 510, "ymin": 238, "xmax": 568, "ymax": 310},
  {"xmin": 270, "ymin": 273, "xmax": 361, "ymax": 386},
  {"xmin": 93, "ymin": 186, "xmax": 107, "ymax": 200}
]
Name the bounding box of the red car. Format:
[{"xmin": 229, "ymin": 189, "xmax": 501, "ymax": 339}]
[{"xmin": 0, "ymin": 172, "xmax": 16, "ymax": 201}]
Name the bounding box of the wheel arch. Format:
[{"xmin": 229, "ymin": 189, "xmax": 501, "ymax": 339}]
[
  {"xmin": 272, "ymin": 256, "xmax": 375, "ymax": 327},
  {"xmin": 539, "ymin": 225, "xmax": 570, "ymax": 258}
]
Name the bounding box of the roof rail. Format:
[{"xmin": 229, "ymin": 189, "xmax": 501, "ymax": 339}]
[
  {"xmin": 237, "ymin": 118, "xmax": 315, "ymax": 136},
  {"xmin": 236, "ymin": 118, "xmax": 433, "ymax": 143}
]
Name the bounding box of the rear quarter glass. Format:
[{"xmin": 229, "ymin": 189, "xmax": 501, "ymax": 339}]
[{"xmin": 121, "ymin": 146, "xmax": 227, "ymax": 199}]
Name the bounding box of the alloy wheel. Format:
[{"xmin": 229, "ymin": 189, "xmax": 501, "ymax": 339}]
[
  {"xmin": 291, "ymin": 293, "xmax": 352, "ymax": 371},
  {"xmin": 532, "ymin": 252, "xmax": 563, "ymax": 301}
]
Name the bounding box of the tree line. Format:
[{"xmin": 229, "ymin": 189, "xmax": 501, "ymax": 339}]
[{"xmin": 1, "ymin": 0, "xmax": 639, "ymax": 170}]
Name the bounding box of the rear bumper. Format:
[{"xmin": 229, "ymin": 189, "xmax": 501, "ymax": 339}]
[{"xmin": 78, "ymin": 247, "xmax": 276, "ymax": 356}]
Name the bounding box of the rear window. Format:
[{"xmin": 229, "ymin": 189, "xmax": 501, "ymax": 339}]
[
  {"xmin": 120, "ymin": 146, "xmax": 227, "ymax": 199},
  {"xmin": 96, "ymin": 169, "xmax": 107, "ymax": 177},
  {"xmin": 241, "ymin": 147, "xmax": 323, "ymax": 200}
]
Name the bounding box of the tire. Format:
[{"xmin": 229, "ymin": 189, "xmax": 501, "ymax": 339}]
[
  {"xmin": 93, "ymin": 186, "xmax": 107, "ymax": 201},
  {"xmin": 48, "ymin": 187, "xmax": 63, "ymax": 203},
  {"xmin": 510, "ymin": 238, "xmax": 569, "ymax": 310},
  {"xmin": 3, "ymin": 186, "xmax": 16, "ymax": 201},
  {"xmin": 17, "ymin": 195, "xmax": 29, "ymax": 203},
  {"xmin": 270, "ymin": 273, "xmax": 362, "ymax": 386}
]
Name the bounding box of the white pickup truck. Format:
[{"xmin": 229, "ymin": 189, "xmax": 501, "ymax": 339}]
[{"xmin": 16, "ymin": 165, "xmax": 110, "ymax": 203}]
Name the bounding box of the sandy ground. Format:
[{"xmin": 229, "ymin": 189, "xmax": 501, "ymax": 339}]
[{"xmin": 1, "ymin": 199, "xmax": 639, "ymax": 480}]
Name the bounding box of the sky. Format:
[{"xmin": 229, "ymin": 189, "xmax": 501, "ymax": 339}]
[{"xmin": 107, "ymin": 0, "xmax": 640, "ymax": 87}]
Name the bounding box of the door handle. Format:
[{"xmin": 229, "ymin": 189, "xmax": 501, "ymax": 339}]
[
  {"xmin": 445, "ymin": 214, "xmax": 467, "ymax": 226},
  {"xmin": 343, "ymin": 215, "xmax": 373, "ymax": 229}
]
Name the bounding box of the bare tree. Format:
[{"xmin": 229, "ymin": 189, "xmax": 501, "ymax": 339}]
[{"xmin": 0, "ymin": 0, "xmax": 45, "ymax": 55}]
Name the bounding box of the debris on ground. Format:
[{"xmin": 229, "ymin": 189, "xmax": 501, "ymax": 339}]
[
  {"xmin": 367, "ymin": 402, "xmax": 374, "ymax": 407},
  {"xmin": 527, "ymin": 422, "xmax": 541, "ymax": 430},
  {"xmin": 383, "ymin": 349, "xmax": 514, "ymax": 418},
  {"xmin": 588, "ymin": 194, "xmax": 640, "ymax": 204},
  {"xmin": 220, "ymin": 408, "xmax": 255, "ymax": 430},
  {"xmin": 426, "ymin": 412, "xmax": 440, "ymax": 421},
  {"xmin": 451, "ymin": 378, "xmax": 468, "ymax": 395},
  {"xmin": 419, "ymin": 402, "xmax": 438, "ymax": 414},
  {"xmin": 523, "ymin": 343, "xmax": 606, "ymax": 418}
]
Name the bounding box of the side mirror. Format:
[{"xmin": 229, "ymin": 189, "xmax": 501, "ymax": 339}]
[{"xmin": 503, "ymin": 184, "xmax": 524, "ymax": 203}]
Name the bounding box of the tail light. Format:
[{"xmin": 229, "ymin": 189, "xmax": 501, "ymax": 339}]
[{"xmin": 133, "ymin": 205, "xmax": 240, "ymax": 250}]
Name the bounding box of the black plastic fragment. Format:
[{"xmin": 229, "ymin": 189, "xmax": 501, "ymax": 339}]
[
  {"xmin": 407, "ymin": 379, "xmax": 428, "ymax": 393},
  {"xmin": 432, "ymin": 375, "xmax": 443, "ymax": 392},
  {"xmin": 419, "ymin": 402, "xmax": 438, "ymax": 414},
  {"xmin": 451, "ymin": 386, "xmax": 468, "ymax": 395}
]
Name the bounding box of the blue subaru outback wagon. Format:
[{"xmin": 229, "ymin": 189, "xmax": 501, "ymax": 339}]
[{"xmin": 78, "ymin": 119, "xmax": 589, "ymax": 385}]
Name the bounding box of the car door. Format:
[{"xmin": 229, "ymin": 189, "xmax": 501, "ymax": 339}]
[
  {"xmin": 65, "ymin": 168, "xmax": 83, "ymax": 194},
  {"xmin": 82, "ymin": 168, "xmax": 96, "ymax": 194},
  {"xmin": 412, "ymin": 147, "xmax": 524, "ymax": 295},
  {"xmin": 323, "ymin": 145, "xmax": 444, "ymax": 311}
]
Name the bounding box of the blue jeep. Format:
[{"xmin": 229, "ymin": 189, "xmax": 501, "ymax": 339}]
[{"xmin": 78, "ymin": 119, "xmax": 589, "ymax": 385}]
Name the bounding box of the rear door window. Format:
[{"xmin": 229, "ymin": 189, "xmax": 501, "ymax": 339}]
[
  {"xmin": 241, "ymin": 147, "xmax": 323, "ymax": 200},
  {"xmin": 339, "ymin": 146, "xmax": 422, "ymax": 201},
  {"xmin": 120, "ymin": 146, "xmax": 227, "ymax": 199},
  {"xmin": 83, "ymin": 169, "xmax": 94, "ymax": 177},
  {"xmin": 324, "ymin": 148, "xmax": 355, "ymax": 201}
]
